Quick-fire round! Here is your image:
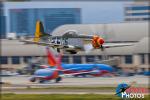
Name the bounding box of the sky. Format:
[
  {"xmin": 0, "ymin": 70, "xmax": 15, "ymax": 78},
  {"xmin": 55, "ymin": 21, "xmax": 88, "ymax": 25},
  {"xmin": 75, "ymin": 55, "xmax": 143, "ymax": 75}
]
[{"xmin": 80, "ymin": 1, "xmax": 127, "ymax": 24}]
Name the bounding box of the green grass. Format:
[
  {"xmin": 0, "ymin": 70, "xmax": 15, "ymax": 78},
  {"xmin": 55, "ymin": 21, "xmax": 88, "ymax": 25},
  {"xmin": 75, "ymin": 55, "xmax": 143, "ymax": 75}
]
[{"xmin": 1, "ymin": 94, "xmax": 150, "ymax": 100}]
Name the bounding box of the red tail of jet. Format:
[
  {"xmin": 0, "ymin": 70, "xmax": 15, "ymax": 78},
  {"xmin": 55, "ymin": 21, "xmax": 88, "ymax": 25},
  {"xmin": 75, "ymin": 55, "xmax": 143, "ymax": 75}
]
[
  {"xmin": 46, "ymin": 47, "xmax": 57, "ymax": 67},
  {"xmin": 46, "ymin": 47, "xmax": 63, "ymax": 70}
]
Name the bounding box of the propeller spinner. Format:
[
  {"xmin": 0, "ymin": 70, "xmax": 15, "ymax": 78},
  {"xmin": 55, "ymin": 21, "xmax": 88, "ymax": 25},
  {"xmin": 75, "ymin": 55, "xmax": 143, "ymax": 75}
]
[{"xmin": 92, "ymin": 35, "xmax": 105, "ymax": 50}]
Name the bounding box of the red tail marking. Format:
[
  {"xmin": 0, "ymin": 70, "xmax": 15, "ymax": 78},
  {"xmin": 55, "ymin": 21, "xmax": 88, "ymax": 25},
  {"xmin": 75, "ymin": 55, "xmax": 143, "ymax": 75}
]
[
  {"xmin": 46, "ymin": 47, "xmax": 63, "ymax": 70},
  {"xmin": 46, "ymin": 47, "xmax": 57, "ymax": 67}
]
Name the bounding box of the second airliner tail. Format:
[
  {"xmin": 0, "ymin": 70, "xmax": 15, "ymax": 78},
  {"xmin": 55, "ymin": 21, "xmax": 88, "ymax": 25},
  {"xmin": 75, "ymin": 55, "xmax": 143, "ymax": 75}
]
[{"xmin": 46, "ymin": 47, "xmax": 63, "ymax": 70}]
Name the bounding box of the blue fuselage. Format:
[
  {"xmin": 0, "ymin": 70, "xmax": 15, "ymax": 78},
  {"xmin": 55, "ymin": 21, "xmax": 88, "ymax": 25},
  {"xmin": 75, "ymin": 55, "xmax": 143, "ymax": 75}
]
[
  {"xmin": 34, "ymin": 63, "xmax": 113, "ymax": 79},
  {"xmin": 61, "ymin": 63, "xmax": 113, "ymax": 72}
]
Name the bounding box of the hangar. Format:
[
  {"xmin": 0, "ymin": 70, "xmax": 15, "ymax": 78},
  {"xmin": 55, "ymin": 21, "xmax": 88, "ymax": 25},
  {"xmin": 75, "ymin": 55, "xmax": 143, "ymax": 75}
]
[{"xmin": 51, "ymin": 22, "xmax": 148, "ymax": 42}]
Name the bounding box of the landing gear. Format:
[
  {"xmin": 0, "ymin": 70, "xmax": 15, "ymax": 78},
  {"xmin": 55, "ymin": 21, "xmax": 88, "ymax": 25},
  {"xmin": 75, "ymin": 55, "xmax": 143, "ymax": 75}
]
[
  {"xmin": 55, "ymin": 77, "xmax": 62, "ymax": 83},
  {"xmin": 39, "ymin": 79, "xmax": 45, "ymax": 83},
  {"xmin": 29, "ymin": 77, "xmax": 36, "ymax": 82},
  {"xmin": 100, "ymin": 45, "xmax": 104, "ymax": 51}
]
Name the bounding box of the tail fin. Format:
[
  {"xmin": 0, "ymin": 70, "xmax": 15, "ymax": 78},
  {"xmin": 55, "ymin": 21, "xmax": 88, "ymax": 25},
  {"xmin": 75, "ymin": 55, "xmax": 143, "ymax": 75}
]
[
  {"xmin": 33, "ymin": 20, "xmax": 45, "ymax": 42},
  {"xmin": 46, "ymin": 47, "xmax": 57, "ymax": 67},
  {"xmin": 46, "ymin": 47, "xmax": 63, "ymax": 70}
]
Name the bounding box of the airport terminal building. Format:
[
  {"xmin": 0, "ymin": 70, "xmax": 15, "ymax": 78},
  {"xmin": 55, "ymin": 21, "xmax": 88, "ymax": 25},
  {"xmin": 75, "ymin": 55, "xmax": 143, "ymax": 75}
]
[
  {"xmin": 0, "ymin": 2, "xmax": 6, "ymax": 38},
  {"xmin": 124, "ymin": 2, "xmax": 150, "ymax": 22}
]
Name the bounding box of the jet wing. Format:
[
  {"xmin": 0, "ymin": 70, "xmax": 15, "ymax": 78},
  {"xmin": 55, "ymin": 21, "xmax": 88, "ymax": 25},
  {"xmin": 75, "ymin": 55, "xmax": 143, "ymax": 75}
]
[
  {"xmin": 47, "ymin": 67, "xmax": 95, "ymax": 76},
  {"xmin": 59, "ymin": 70, "xmax": 96, "ymax": 77},
  {"xmin": 31, "ymin": 75, "xmax": 46, "ymax": 79}
]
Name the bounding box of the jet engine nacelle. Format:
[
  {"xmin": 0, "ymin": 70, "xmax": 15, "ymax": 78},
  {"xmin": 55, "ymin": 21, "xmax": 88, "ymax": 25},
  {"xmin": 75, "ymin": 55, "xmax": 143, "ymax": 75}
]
[{"xmin": 30, "ymin": 68, "xmax": 62, "ymax": 83}]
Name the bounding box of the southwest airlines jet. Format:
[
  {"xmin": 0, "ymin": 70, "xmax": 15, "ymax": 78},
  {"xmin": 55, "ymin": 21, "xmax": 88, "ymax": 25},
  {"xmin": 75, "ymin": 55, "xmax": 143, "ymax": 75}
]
[{"xmin": 29, "ymin": 47, "xmax": 114, "ymax": 83}]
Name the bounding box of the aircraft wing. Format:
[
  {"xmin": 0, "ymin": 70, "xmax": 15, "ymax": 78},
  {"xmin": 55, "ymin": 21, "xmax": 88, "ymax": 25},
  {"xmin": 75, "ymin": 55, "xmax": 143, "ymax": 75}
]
[
  {"xmin": 84, "ymin": 43, "xmax": 134, "ymax": 53},
  {"xmin": 20, "ymin": 39, "xmax": 68, "ymax": 48},
  {"xmin": 19, "ymin": 39, "xmax": 44, "ymax": 45},
  {"xmin": 32, "ymin": 75, "xmax": 46, "ymax": 78},
  {"xmin": 103, "ymin": 43, "xmax": 134, "ymax": 48},
  {"xmin": 59, "ymin": 70, "xmax": 96, "ymax": 77}
]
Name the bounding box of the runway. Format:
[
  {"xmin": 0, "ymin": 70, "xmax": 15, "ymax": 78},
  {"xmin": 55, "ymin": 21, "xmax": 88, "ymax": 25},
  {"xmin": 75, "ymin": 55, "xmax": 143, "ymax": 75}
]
[
  {"xmin": 1, "ymin": 75, "xmax": 149, "ymax": 87},
  {"xmin": 1, "ymin": 75, "xmax": 149, "ymax": 94}
]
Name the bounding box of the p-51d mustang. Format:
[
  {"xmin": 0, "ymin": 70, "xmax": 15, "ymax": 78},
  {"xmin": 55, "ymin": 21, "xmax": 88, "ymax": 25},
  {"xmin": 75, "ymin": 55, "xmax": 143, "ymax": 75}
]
[
  {"xmin": 21, "ymin": 20, "xmax": 134, "ymax": 54},
  {"xmin": 29, "ymin": 47, "xmax": 114, "ymax": 83}
]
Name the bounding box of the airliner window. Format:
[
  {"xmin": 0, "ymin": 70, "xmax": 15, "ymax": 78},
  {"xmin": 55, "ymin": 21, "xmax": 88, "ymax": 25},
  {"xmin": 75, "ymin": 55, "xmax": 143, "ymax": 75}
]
[
  {"xmin": 12, "ymin": 56, "xmax": 20, "ymax": 64},
  {"xmin": 0, "ymin": 56, "xmax": 8, "ymax": 64}
]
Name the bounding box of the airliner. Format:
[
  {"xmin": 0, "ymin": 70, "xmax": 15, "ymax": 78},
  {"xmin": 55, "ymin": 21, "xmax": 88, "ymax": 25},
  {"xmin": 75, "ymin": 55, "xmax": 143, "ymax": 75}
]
[{"xmin": 29, "ymin": 47, "xmax": 114, "ymax": 83}]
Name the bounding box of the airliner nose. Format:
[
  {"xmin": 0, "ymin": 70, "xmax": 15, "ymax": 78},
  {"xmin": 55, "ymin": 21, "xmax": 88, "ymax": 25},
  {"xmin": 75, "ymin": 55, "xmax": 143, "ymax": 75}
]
[{"xmin": 35, "ymin": 69, "xmax": 53, "ymax": 76}]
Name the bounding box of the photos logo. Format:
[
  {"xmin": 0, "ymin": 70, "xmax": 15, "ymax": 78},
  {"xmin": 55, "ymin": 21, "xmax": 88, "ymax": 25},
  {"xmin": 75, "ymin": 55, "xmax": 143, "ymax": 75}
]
[{"xmin": 115, "ymin": 83, "xmax": 148, "ymax": 99}]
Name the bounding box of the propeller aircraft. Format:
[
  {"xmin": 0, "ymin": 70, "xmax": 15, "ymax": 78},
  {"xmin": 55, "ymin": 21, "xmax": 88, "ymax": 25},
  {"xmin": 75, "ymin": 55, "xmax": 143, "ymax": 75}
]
[{"xmin": 20, "ymin": 20, "xmax": 134, "ymax": 54}]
